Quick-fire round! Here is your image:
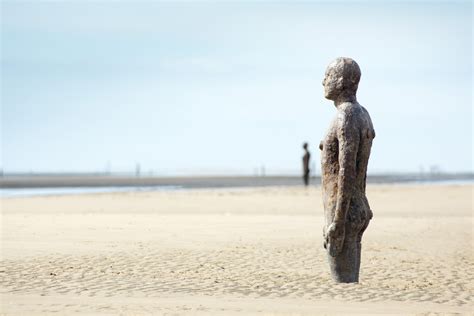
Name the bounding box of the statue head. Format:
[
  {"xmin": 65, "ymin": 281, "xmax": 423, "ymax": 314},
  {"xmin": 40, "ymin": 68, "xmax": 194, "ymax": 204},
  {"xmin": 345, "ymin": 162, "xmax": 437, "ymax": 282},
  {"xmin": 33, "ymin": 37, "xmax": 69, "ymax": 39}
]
[
  {"xmin": 322, "ymin": 57, "xmax": 361, "ymax": 101},
  {"xmin": 303, "ymin": 142, "xmax": 308, "ymax": 150}
]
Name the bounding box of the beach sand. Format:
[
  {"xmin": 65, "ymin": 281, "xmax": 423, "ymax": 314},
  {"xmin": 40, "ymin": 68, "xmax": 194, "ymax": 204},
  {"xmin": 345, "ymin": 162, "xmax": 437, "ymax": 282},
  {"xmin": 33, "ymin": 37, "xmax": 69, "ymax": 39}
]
[{"xmin": 1, "ymin": 184, "xmax": 472, "ymax": 315}]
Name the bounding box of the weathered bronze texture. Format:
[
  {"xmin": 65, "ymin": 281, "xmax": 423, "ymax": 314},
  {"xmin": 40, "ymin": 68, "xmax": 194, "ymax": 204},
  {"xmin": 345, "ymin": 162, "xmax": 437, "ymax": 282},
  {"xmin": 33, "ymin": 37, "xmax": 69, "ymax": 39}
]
[{"xmin": 320, "ymin": 57, "xmax": 375, "ymax": 283}]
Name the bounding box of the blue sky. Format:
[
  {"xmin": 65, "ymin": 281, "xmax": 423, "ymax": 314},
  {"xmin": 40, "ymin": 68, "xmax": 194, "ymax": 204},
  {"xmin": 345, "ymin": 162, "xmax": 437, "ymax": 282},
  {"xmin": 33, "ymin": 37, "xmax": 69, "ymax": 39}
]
[{"xmin": 1, "ymin": 1, "xmax": 472, "ymax": 175}]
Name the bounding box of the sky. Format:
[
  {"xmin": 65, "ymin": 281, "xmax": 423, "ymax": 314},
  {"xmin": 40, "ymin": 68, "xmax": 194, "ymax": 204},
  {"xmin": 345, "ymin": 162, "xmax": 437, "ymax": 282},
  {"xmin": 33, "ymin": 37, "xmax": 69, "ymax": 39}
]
[{"xmin": 1, "ymin": 0, "xmax": 472, "ymax": 175}]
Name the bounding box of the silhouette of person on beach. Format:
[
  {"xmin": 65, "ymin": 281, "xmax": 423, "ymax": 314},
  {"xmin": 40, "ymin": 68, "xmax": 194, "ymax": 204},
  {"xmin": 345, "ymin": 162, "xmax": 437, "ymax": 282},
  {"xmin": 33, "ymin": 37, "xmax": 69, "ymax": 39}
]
[{"xmin": 302, "ymin": 142, "xmax": 311, "ymax": 186}]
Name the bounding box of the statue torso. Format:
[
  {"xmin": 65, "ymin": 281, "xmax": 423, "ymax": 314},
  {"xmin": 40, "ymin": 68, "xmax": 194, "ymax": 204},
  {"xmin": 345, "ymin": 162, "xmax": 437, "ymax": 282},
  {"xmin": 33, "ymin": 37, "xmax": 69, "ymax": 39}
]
[{"xmin": 320, "ymin": 102, "xmax": 375, "ymax": 228}]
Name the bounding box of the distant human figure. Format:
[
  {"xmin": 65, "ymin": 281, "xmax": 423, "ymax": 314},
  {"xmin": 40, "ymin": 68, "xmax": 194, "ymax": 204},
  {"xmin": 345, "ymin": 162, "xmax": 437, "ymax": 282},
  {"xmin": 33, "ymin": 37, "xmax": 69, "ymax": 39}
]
[
  {"xmin": 135, "ymin": 163, "xmax": 141, "ymax": 177},
  {"xmin": 320, "ymin": 57, "xmax": 375, "ymax": 283},
  {"xmin": 302, "ymin": 142, "xmax": 311, "ymax": 186}
]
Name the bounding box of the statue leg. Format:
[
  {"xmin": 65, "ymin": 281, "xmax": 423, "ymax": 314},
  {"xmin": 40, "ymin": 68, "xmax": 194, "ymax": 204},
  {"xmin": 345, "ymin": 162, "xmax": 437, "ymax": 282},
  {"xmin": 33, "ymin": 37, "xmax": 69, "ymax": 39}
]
[
  {"xmin": 355, "ymin": 218, "xmax": 370, "ymax": 281},
  {"xmin": 327, "ymin": 216, "xmax": 371, "ymax": 283},
  {"xmin": 303, "ymin": 172, "xmax": 309, "ymax": 186},
  {"xmin": 327, "ymin": 234, "xmax": 360, "ymax": 283}
]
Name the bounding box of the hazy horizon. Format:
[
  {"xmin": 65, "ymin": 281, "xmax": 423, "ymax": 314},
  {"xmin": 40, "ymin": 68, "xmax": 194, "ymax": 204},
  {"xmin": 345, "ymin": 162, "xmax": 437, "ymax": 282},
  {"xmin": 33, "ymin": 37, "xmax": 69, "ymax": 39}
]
[{"xmin": 2, "ymin": 1, "xmax": 472, "ymax": 175}]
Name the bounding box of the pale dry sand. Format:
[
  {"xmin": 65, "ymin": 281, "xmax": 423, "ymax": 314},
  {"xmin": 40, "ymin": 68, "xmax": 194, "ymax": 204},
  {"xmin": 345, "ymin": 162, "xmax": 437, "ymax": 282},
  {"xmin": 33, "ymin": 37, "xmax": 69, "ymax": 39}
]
[{"xmin": 0, "ymin": 185, "xmax": 472, "ymax": 315}]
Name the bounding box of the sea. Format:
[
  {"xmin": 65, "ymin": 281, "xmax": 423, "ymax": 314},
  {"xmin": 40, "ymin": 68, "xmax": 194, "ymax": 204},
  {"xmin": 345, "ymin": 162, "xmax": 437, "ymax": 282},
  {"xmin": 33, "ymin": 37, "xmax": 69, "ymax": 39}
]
[
  {"xmin": 0, "ymin": 185, "xmax": 183, "ymax": 198},
  {"xmin": 0, "ymin": 174, "xmax": 472, "ymax": 198}
]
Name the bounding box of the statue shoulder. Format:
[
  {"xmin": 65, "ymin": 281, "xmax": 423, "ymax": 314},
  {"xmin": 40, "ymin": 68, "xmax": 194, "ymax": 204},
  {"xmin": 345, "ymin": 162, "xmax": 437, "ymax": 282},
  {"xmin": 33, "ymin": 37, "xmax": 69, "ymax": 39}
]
[
  {"xmin": 336, "ymin": 103, "xmax": 374, "ymax": 138},
  {"xmin": 336, "ymin": 103, "xmax": 359, "ymax": 125}
]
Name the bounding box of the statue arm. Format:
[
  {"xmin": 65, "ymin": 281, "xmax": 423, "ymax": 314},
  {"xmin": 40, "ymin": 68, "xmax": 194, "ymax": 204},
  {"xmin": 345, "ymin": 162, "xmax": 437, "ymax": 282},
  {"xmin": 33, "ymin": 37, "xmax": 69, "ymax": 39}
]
[
  {"xmin": 334, "ymin": 115, "xmax": 359, "ymax": 224},
  {"xmin": 325, "ymin": 112, "xmax": 360, "ymax": 256}
]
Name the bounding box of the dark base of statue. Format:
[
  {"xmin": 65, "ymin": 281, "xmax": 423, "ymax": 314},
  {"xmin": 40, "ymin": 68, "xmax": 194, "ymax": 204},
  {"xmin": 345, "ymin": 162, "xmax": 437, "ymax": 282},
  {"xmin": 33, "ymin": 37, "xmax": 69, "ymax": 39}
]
[{"xmin": 327, "ymin": 238, "xmax": 361, "ymax": 283}]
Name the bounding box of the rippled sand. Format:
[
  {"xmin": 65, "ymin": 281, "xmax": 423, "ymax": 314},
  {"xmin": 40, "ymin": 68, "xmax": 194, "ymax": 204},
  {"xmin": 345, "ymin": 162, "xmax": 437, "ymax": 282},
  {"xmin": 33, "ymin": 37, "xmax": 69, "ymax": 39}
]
[{"xmin": 1, "ymin": 185, "xmax": 472, "ymax": 315}]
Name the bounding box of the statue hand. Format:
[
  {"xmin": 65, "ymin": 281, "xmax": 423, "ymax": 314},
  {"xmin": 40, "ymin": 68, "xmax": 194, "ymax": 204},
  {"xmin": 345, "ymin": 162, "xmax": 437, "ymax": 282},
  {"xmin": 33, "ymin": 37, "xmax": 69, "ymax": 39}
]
[{"xmin": 326, "ymin": 221, "xmax": 345, "ymax": 257}]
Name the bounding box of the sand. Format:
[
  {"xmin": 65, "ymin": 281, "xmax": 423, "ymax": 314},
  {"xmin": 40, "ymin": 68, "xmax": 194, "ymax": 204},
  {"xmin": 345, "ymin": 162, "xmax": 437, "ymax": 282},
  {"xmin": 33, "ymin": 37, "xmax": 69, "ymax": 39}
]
[{"xmin": 1, "ymin": 184, "xmax": 472, "ymax": 315}]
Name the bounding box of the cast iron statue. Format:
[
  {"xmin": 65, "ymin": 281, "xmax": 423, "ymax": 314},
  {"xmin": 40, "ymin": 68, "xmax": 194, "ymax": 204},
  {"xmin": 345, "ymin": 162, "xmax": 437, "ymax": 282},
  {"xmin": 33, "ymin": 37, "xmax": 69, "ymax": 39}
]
[
  {"xmin": 320, "ymin": 57, "xmax": 375, "ymax": 283},
  {"xmin": 302, "ymin": 142, "xmax": 311, "ymax": 186}
]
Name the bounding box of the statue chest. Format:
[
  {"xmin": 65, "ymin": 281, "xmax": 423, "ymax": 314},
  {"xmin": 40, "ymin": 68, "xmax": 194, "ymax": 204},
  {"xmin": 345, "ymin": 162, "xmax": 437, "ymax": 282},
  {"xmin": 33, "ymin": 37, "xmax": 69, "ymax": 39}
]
[{"xmin": 321, "ymin": 126, "xmax": 339, "ymax": 173}]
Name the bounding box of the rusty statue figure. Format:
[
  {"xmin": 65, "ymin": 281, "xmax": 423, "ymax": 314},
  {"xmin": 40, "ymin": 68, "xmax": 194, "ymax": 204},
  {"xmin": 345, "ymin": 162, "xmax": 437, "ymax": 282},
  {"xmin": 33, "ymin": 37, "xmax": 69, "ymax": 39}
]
[
  {"xmin": 320, "ymin": 57, "xmax": 375, "ymax": 283},
  {"xmin": 302, "ymin": 142, "xmax": 311, "ymax": 186}
]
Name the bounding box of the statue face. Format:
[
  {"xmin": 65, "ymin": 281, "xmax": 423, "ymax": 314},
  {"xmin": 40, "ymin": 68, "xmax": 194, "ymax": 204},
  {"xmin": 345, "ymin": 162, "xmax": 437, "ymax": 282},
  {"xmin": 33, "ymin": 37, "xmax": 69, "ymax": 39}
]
[
  {"xmin": 322, "ymin": 64, "xmax": 341, "ymax": 100},
  {"xmin": 322, "ymin": 58, "xmax": 360, "ymax": 101}
]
